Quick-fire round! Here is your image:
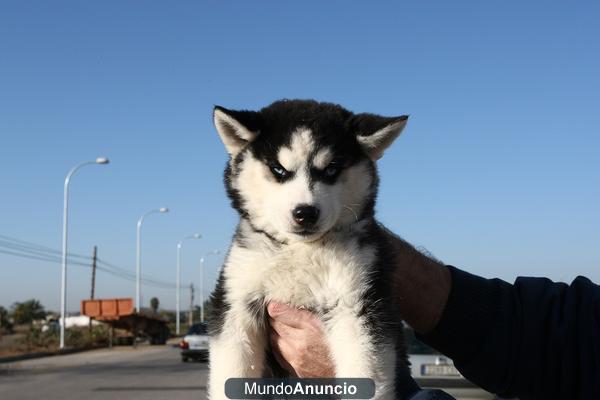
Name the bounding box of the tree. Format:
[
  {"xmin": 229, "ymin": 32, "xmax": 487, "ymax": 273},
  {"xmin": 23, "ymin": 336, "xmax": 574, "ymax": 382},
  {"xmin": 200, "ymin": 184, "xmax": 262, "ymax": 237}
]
[
  {"xmin": 150, "ymin": 297, "xmax": 160, "ymax": 314},
  {"xmin": 0, "ymin": 305, "xmax": 13, "ymax": 333},
  {"xmin": 193, "ymin": 300, "xmax": 212, "ymax": 323},
  {"xmin": 11, "ymin": 299, "xmax": 46, "ymax": 325}
]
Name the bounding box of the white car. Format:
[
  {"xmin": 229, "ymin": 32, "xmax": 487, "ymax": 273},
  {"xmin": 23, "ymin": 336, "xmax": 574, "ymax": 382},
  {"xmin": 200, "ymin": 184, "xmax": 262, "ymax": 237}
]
[
  {"xmin": 406, "ymin": 326, "xmax": 505, "ymax": 400},
  {"xmin": 180, "ymin": 322, "xmax": 209, "ymax": 362},
  {"xmin": 409, "ymin": 354, "xmax": 497, "ymax": 400}
]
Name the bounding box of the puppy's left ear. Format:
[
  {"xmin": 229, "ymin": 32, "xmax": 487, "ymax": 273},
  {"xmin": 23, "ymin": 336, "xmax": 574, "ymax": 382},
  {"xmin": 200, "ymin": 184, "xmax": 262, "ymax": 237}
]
[{"xmin": 350, "ymin": 113, "xmax": 408, "ymax": 160}]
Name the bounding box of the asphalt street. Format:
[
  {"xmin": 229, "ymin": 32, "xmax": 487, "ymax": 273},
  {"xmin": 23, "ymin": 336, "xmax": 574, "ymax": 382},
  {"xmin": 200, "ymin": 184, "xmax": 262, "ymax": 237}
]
[
  {"xmin": 0, "ymin": 344, "xmax": 207, "ymax": 400},
  {"xmin": 0, "ymin": 345, "xmax": 496, "ymax": 400}
]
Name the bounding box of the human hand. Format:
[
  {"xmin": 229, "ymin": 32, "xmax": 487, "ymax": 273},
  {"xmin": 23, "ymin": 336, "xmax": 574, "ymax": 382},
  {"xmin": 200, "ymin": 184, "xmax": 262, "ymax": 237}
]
[{"xmin": 267, "ymin": 302, "xmax": 336, "ymax": 378}]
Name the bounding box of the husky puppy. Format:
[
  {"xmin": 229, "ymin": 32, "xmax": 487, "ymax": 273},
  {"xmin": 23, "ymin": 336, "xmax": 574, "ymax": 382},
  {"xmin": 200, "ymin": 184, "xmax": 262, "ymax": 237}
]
[{"xmin": 208, "ymin": 99, "xmax": 410, "ymax": 400}]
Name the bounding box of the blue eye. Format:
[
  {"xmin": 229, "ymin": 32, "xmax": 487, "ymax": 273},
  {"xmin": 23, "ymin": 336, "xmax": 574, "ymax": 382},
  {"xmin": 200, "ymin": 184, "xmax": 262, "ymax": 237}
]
[
  {"xmin": 270, "ymin": 164, "xmax": 288, "ymax": 178},
  {"xmin": 324, "ymin": 165, "xmax": 339, "ymax": 177},
  {"xmin": 323, "ymin": 160, "xmax": 344, "ymax": 177}
]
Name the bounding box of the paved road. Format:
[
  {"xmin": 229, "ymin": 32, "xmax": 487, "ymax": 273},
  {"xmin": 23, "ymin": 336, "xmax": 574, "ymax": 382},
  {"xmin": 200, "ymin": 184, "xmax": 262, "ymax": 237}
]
[
  {"xmin": 0, "ymin": 345, "xmax": 497, "ymax": 400},
  {"xmin": 0, "ymin": 344, "xmax": 207, "ymax": 400}
]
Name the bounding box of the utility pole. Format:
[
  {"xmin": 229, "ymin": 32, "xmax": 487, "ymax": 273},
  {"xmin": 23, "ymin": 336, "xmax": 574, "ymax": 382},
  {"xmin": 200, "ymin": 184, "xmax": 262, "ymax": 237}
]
[
  {"xmin": 89, "ymin": 246, "xmax": 97, "ymax": 332},
  {"xmin": 90, "ymin": 246, "xmax": 97, "ymax": 299},
  {"xmin": 188, "ymin": 283, "xmax": 194, "ymax": 327}
]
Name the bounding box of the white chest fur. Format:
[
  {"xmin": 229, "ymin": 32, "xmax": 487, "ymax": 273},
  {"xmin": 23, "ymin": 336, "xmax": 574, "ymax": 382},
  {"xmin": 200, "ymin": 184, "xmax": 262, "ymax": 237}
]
[
  {"xmin": 223, "ymin": 228, "xmax": 377, "ymax": 312},
  {"xmin": 210, "ymin": 224, "xmax": 397, "ymax": 400}
]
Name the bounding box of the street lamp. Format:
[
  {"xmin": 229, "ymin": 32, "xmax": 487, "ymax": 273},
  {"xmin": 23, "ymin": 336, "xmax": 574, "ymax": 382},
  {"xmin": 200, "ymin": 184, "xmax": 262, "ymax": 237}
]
[
  {"xmin": 199, "ymin": 250, "xmax": 221, "ymax": 323},
  {"xmin": 136, "ymin": 207, "xmax": 169, "ymax": 313},
  {"xmin": 176, "ymin": 233, "xmax": 202, "ymax": 335},
  {"xmin": 60, "ymin": 157, "xmax": 109, "ymax": 349}
]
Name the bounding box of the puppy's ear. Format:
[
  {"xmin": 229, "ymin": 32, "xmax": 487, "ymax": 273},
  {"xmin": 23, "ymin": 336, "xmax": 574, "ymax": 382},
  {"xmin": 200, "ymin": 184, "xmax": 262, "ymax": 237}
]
[
  {"xmin": 213, "ymin": 106, "xmax": 262, "ymax": 156},
  {"xmin": 350, "ymin": 113, "xmax": 408, "ymax": 160}
]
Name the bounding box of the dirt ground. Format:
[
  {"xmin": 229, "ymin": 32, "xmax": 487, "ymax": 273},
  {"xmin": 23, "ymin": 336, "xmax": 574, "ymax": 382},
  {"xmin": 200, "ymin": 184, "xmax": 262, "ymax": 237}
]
[{"xmin": 0, "ymin": 332, "xmax": 27, "ymax": 356}]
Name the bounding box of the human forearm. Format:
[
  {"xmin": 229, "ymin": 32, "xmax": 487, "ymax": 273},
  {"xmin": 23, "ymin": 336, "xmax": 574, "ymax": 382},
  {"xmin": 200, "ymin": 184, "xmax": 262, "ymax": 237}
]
[
  {"xmin": 388, "ymin": 234, "xmax": 517, "ymax": 394},
  {"xmin": 386, "ymin": 230, "xmax": 452, "ymax": 334}
]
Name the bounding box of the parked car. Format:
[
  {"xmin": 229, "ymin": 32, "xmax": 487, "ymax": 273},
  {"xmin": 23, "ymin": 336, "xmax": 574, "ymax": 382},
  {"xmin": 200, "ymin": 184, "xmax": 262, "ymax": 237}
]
[
  {"xmin": 406, "ymin": 327, "xmax": 498, "ymax": 400},
  {"xmin": 180, "ymin": 322, "xmax": 209, "ymax": 362},
  {"xmin": 409, "ymin": 354, "xmax": 497, "ymax": 400}
]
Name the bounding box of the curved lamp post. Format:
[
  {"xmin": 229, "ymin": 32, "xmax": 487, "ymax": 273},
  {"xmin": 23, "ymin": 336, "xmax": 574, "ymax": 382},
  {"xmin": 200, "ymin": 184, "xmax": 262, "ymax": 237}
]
[
  {"xmin": 136, "ymin": 207, "xmax": 169, "ymax": 313},
  {"xmin": 60, "ymin": 157, "xmax": 109, "ymax": 349},
  {"xmin": 176, "ymin": 233, "xmax": 202, "ymax": 335},
  {"xmin": 199, "ymin": 250, "xmax": 221, "ymax": 323}
]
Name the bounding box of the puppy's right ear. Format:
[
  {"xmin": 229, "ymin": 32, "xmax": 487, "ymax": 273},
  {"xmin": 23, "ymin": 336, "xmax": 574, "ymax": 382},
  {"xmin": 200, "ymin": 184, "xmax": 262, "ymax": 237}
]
[{"xmin": 213, "ymin": 106, "xmax": 262, "ymax": 156}]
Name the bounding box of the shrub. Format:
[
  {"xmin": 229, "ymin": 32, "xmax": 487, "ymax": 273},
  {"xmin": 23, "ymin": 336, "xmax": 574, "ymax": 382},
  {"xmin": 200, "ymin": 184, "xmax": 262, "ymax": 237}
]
[{"xmin": 18, "ymin": 325, "xmax": 111, "ymax": 351}]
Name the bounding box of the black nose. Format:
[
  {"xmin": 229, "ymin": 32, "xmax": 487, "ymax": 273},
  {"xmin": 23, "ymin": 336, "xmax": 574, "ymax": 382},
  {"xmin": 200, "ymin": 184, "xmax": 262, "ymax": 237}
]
[{"xmin": 292, "ymin": 205, "xmax": 320, "ymax": 227}]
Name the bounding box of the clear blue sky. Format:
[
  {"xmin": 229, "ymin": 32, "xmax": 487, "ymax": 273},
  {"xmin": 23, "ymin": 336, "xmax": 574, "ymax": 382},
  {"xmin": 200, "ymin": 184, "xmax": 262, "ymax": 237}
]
[{"xmin": 1, "ymin": 1, "xmax": 598, "ymax": 313}]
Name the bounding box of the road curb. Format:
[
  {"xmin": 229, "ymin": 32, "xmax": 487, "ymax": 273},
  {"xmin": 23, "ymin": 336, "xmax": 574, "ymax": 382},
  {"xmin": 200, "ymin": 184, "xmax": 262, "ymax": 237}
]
[{"xmin": 0, "ymin": 345, "xmax": 106, "ymax": 364}]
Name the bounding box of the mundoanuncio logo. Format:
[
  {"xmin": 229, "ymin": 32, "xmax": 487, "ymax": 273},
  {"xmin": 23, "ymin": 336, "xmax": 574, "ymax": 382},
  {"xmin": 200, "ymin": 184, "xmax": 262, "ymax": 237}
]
[{"xmin": 225, "ymin": 378, "xmax": 375, "ymax": 399}]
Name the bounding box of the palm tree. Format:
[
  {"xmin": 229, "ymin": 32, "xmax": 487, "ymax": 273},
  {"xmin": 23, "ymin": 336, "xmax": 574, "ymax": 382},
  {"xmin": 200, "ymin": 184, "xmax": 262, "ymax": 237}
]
[{"xmin": 150, "ymin": 297, "xmax": 160, "ymax": 314}]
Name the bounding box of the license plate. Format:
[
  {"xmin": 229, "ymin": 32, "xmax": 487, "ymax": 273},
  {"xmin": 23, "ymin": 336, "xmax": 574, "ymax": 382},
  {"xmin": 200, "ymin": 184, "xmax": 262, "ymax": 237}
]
[
  {"xmin": 189, "ymin": 343, "xmax": 206, "ymax": 350},
  {"xmin": 421, "ymin": 364, "xmax": 460, "ymax": 376}
]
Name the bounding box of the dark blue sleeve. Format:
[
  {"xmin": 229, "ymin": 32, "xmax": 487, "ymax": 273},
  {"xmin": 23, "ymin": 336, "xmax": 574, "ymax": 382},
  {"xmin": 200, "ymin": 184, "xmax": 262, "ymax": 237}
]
[
  {"xmin": 408, "ymin": 389, "xmax": 457, "ymax": 400},
  {"xmin": 419, "ymin": 266, "xmax": 600, "ymax": 400},
  {"xmin": 397, "ymin": 375, "xmax": 457, "ymax": 400}
]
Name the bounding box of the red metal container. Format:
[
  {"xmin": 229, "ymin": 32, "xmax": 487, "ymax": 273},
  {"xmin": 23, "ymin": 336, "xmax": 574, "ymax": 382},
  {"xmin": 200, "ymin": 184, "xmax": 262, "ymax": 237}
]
[{"xmin": 81, "ymin": 298, "xmax": 134, "ymax": 320}]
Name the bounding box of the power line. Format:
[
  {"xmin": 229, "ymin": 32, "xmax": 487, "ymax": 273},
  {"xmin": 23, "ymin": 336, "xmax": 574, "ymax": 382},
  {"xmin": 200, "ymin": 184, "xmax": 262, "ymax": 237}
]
[
  {"xmin": 0, "ymin": 234, "xmax": 178, "ymax": 290},
  {"xmin": 0, "ymin": 238, "xmax": 91, "ymax": 261},
  {"xmin": 0, "ymin": 246, "xmax": 175, "ymax": 289}
]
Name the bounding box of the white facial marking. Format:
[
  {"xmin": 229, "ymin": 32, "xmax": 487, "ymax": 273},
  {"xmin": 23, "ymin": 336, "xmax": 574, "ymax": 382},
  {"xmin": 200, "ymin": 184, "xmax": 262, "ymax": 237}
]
[
  {"xmin": 312, "ymin": 147, "xmax": 333, "ymax": 169},
  {"xmin": 232, "ymin": 127, "xmax": 374, "ymax": 242},
  {"xmin": 277, "ymin": 127, "xmax": 314, "ymax": 171},
  {"xmin": 277, "ymin": 147, "xmax": 296, "ymax": 172},
  {"xmin": 234, "ymin": 151, "xmax": 314, "ymax": 241}
]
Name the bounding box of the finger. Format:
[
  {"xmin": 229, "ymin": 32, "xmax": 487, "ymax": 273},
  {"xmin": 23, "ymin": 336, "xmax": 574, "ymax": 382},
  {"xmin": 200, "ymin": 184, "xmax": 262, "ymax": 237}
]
[
  {"xmin": 273, "ymin": 349, "xmax": 297, "ymax": 376},
  {"xmin": 269, "ymin": 318, "xmax": 303, "ymax": 338},
  {"xmin": 270, "ymin": 331, "xmax": 297, "ymax": 376},
  {"xmin": 267, "ymin": 302, "xmax": 316, "ymax": 329},
  {"xmin": 267, "ymin": 302, "xmax": 296, "ymax": 318}
]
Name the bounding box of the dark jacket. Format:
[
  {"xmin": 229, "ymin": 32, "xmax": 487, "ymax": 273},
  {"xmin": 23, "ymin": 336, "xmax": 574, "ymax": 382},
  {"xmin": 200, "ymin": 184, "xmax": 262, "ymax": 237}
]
[{"xmin": 411, "ymin": 266, "xmax": 600, "ymax": 400}]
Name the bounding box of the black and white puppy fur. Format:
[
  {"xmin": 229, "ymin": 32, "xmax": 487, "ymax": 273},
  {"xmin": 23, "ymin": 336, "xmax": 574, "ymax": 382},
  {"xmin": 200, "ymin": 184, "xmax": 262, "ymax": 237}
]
[{"xmin": 208, "ymin": 99, "xmax": 410, "ymax": 400}]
